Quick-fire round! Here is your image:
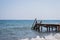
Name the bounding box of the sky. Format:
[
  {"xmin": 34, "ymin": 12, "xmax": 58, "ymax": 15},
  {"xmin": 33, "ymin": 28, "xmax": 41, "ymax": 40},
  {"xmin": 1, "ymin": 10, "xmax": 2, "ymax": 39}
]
[{"xmin": 0, "ymin": 0, "xmax": 60, "ymax": 20}]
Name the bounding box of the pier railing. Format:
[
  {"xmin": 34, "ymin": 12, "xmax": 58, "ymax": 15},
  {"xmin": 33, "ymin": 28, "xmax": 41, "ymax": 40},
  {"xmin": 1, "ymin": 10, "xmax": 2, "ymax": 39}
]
[{"xmin": 31, "ymin": 19, "xmax": 37, "ymax": 29}]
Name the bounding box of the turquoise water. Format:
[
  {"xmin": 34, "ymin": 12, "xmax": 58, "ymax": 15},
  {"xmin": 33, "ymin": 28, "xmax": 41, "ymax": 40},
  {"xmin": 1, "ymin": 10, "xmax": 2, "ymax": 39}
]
[{"xmin": 0, "ymin": 20, "xmax": 60, "ymax": 40}]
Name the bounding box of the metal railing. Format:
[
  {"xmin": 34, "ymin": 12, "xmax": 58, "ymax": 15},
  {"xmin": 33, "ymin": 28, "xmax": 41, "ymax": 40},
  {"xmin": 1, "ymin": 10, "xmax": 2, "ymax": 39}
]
[
  {"xmin": 31, "ymin": 18, "xmax": 42, "ymax": 30},
  {"xmin": 31, "ymin": 18, "xmax": 37, "ymax": 29}
]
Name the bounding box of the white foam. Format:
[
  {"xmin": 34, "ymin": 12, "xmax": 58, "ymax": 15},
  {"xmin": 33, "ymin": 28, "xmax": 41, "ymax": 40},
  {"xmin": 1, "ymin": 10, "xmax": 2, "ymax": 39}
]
[
  {"xmin": 21, "ymin": 38, "xmax": 29, "ymax": 40},
  {"xmin": 45, "ymin": 34, "xmax": 57, "ymax": 40},
  {"xmin": 19, "ymin": 33, "xmax": 60, "ymax": 40},
  {"xmin": 20, "ymin": 36, "xmax": 45, "ymax": 40}
]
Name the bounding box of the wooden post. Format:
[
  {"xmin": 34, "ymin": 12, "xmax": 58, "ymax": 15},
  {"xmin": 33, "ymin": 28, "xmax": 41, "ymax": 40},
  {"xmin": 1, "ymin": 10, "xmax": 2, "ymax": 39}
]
[
  {"xmin": 49, "ymin": 26, "xmax": 50, "ymax": 32},
  {"xmin": 56, "ymin": 26, "xmax": 58, "ymax": 32},
  {"xmin": 35, "ymin": 27, "xmax": 36, "ymax": 31},
  {"xmin": 38, "ymin": 27, "xmax": 40, "ymax": 32},
  {"xmin": 47, "ymin": 27, "xmax": 48, "ymax": 32},
  {"xmin": 39, "ymin": 26, "xmax": 41, "ymax": 32},
  {"xmin": 39, "ymin": 25, "xmax": 41, "ymax": 32},
  {"xmin": 52, "ymin": 27, "xmax": 53, "ymax": 32},
  {"xmin": 37, "ymin": 25, "xmax": 40, "ymax": 32},
  {"xmin": 36, "ymin": 25, "xmax": 38, "ymax": 31},
  {"xmin": 41, "ymin": 26, "xmax": 42, "ymax": 32},
  {"xmin": 58, "ymin": 26, "xmax": 60, "ymax": 32},
  {"xmin": 55, "ymin": 26, "xmax": 57, "ymax": 32}
]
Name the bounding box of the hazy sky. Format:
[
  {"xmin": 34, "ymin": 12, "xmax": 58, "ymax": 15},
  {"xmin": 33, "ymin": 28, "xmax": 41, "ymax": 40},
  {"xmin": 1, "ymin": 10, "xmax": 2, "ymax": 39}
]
[{"xmin": 0, "ymin": 0, "xmax": 60, "ymax": 20}]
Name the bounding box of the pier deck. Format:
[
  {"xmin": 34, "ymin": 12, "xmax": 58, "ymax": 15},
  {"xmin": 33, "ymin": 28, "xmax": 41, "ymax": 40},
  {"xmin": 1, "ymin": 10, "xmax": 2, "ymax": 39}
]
[{"xmin": 31, "ymin": 19, "xmax": 60, "ymax": 32}]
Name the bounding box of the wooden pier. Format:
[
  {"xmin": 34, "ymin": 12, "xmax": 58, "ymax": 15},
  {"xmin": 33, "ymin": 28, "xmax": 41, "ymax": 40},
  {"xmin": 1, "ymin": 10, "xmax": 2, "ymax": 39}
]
[{"xmin": 31, "ymin": 19, "xmax": 60, "ymax": 32}]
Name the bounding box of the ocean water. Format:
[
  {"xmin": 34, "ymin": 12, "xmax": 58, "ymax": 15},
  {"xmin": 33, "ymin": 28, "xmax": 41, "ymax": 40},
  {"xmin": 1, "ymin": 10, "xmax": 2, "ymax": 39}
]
[{"xmin": 0, "ymin": 20, "xmax": 60, "ymax": 40}]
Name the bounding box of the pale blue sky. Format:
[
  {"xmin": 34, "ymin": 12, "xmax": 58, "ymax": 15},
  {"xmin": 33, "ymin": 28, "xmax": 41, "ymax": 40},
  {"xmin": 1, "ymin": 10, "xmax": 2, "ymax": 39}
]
[{"xmin": 0, "ymin": 0, "xmax": 60, "ymax": 20}]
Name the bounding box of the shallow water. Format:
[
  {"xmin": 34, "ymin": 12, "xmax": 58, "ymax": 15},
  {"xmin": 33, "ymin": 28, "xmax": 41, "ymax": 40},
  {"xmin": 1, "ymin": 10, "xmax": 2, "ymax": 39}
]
[{"xmin": 0, "ymin": 20, "xmax": 60, "ymax": 40}]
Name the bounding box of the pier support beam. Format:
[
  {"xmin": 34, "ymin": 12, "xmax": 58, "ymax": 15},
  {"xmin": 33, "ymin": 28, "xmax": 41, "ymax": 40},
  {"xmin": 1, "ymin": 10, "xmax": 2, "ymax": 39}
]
[
  {"xmin": 49, "ymin": 26, "xmax": 50, "ymax": 32},
  {"xmin": 58, "ymin": 26, "xmax": 60, "ymax": 32},
  {"xmin": 35, "ymin": 27, "xmax": 37, "ymax": 31},
  {"xmin": 47, "ymin": 27, "xmax": 48, "ymax": 32},
  {"xmin": 41, "ymin": 26, "xmax": 42, "ymax": 32},
  {"xmin": 52, "ymin": 27, "xmax": 53, "ymax": 32},
  {"xmin": 40, "ymin": 26, "xmax": 41, "ymax": 32},
  {"xmin": 56, "ymin": 26, "xmax": 58, "ymax": 32},
  {"xmin": 57, "ymin": 26, "xmax": 58, "ymax": 32},
  {"xmin": 34, "ymin": 25, "xmax": 40, "ymax": 32},
  {"xmin": 55, "ymin": 27, "xmax": 57, "ymax": 32},
  {"xmin": 37, "ymin": 25, "xmax": 40, "ymax": 32}
]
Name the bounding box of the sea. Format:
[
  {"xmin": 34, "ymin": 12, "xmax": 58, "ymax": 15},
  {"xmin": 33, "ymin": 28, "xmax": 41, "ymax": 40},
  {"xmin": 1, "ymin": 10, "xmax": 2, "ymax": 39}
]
[{"xmin": 0, "ymin": 20, "xmax": 60, "ymax": 40}]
